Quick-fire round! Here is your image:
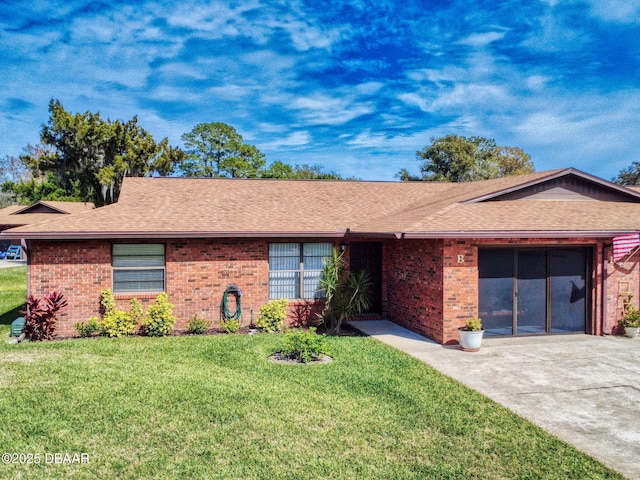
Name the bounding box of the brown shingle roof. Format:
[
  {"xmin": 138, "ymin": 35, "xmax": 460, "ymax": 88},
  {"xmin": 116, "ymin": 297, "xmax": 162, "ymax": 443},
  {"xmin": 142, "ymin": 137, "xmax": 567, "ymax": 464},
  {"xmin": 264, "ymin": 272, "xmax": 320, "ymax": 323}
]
[
  {"xmin": 3, "ymin": 169, "xmax": 640, "ymax": 239},
  {"xmin": 0, "ymin": 201, "xmax": 94, "ymax": 230}
]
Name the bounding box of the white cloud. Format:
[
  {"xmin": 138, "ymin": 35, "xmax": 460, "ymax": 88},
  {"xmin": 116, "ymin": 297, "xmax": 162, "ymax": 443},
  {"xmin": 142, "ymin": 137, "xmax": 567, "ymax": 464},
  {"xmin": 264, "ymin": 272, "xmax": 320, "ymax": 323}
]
[
  {"xmin": 291, "ymin": 95, "xmax": 375, "ymax": 125},
  {"xmin": 457, "ymin": 31, "xmax": 506, "ymax": 47},
  {"xmin": 585, "ymin": 0, "xmax": 640, "ymax": 24},
  {"xmin": 260, "ymin": 131, "xmax": 312, "ymax": 150}
]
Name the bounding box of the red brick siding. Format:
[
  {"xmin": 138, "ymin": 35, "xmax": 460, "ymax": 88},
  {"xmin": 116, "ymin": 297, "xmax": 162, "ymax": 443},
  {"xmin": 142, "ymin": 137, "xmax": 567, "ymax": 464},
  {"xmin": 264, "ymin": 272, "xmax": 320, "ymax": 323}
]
[
  {"xmin": 442, "ymin": 240, "xmax": 478, "ymax": 344},
  {"xmin": 385, "ymin": 237, "xmax": 612, "ymax": 344},
  {"xmin": 164, "ymin": 238, "xmax": 269, "ymax": 328},
  {"xmin": 28, "ymin": 240, "xmax": 112, "ymax": 337},
  {"xmin": 605, "ymin": 247, "xmax": 640, "ymax": 335},
  {"xmin": 26, "ymin": 236, "xmax": 630, "ymax": 343},
  {"xmin": 27, "ymin": 238, "xmax": 334, "ymax": 337},
  {"xmin": 384, "ymin": 239, "xmax": 445, "ymax": 342}
]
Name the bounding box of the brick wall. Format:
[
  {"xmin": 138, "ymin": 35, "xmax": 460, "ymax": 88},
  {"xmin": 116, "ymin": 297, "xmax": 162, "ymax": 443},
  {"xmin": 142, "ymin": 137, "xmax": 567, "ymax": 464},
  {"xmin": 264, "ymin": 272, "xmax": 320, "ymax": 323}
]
[
  {"xmin": 385, "ymin": 237, "xmax": 613, "ymax": 344},
  {"xmin": 164, "ymin": 238, "xmax": 269, "ymax": 328},
  {"xmin": 28, "ymin": 239, "xmax": 112, "ymax": 337},
  {"xmin": 442, "ymin": 240, "xmax": 478, "ymax": 344},
  {"xmin": 26, "ymin": 236, "xmax": 631, "ymax": 342},
  {"xmin": 605, "ymin": 247, "xmax": 640, "ymax": 335},
  {"xmin": 28, "ymin": 238, "xmax": 334, "ymax": 337},
  {"xmin": 385, "ymin": 239, "xmax": 445, "ymax": 342}
]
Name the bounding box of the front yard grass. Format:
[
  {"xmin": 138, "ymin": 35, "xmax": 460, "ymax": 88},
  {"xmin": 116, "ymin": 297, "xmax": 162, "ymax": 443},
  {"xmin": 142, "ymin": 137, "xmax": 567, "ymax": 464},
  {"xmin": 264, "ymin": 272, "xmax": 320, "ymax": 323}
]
[
  {"xmin": 0, "ymin": 330, "xmax": 624, "ymax": 479},
  {"xmin": 0, "ymin": 265, "xmax": 27, "ymax": 335}
]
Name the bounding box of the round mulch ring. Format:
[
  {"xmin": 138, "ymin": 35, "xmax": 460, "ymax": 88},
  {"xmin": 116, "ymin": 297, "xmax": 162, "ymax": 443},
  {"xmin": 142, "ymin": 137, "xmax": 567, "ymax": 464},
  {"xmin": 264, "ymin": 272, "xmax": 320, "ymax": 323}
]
[{"xmin": 268, "ymin": 353, "xmax": 333, "ymax": 365}]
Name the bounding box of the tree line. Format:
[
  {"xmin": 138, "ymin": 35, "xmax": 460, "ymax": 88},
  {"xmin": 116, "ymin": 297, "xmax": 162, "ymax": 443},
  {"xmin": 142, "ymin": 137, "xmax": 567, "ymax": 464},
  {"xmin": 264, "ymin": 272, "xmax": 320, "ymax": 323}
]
[
  {"xmin": 1, "ymin": 99, "xmax": 637, "ymax": 208},
  {"xmin": 0, "ymin": 100, "xmax": 342, "ymax": 207}
]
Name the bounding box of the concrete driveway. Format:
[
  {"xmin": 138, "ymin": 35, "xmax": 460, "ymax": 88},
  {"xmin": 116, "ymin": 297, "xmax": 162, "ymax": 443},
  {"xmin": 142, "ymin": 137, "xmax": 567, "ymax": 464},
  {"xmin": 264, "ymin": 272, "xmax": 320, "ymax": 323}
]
[{"xmin": 353, "ymin": 320, "xmax": 640, "ymax": 480}]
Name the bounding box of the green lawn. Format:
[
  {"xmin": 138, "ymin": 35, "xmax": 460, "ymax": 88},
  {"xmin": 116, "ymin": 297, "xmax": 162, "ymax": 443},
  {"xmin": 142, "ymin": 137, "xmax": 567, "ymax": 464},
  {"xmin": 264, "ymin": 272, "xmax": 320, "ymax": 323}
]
[
  {"xmin": 0, "ymin": 267, "xmax": 625, "ymax": 479},
  {"xmin": 0, "ymin": 265, "xmax": 27, "ymax": 335}
]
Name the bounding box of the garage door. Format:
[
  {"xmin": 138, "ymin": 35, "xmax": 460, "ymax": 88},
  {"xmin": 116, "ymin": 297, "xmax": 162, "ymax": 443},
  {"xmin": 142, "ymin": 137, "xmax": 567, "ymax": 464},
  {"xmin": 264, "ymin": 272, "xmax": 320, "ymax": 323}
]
[{"xmin": 478, "ymin": 248, "xmax": 589, "ymax": 336}]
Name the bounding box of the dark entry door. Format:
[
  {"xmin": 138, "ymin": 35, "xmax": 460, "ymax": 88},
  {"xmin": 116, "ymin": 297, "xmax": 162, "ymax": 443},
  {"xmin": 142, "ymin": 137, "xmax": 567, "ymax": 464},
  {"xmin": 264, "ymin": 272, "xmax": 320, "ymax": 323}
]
[
  {"xmin": 479, "ymin": 248, "xmax": 589, "ymax": 336},
  {"xmin": 349, "ymin": 242, "xmax": 382, "ymax": 314}
]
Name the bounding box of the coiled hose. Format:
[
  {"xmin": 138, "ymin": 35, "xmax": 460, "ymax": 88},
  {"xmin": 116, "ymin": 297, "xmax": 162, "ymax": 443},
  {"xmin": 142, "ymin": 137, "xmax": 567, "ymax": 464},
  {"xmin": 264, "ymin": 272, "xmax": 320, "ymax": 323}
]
[{"xmin": 221, "ymin": 284, "xmax": 242, "ymax": 322}]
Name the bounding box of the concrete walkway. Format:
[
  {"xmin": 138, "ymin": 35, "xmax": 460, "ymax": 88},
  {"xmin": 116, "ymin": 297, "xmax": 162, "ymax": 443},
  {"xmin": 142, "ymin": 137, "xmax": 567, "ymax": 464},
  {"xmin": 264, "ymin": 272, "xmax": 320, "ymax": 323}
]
[
  {"xmin": 353, "ymin": 320, "xmax": 640, "ymax": 480},
  {"xmin": 0, "ymin": 260, "xmax": 26, "ymax": 269}
]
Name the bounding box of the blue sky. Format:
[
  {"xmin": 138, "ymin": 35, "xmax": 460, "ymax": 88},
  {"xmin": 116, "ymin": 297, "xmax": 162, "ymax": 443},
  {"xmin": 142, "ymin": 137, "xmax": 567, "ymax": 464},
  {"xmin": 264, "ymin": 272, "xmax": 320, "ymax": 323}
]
[{"xmin": 1, "ymin": 0, "xmax": 639, "ymax": 181}]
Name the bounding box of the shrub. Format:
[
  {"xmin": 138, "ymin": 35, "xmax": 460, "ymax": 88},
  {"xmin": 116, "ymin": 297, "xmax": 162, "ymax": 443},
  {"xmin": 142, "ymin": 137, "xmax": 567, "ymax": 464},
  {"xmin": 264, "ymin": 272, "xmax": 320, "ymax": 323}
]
[
  {"xmin": 256, "ymin": 298, "xmax": 288, "ymax": 333},
  {"xmin": 187, "ymin": 315, "xmax": 211, "ymax": 334},
  {"xmin": 279, "ymin": 327, "xmax": 329, "ymax": 363},
  {"xmin": 99, "ymin": 290, "xmax": 137, "ymax": 338},
  {"xmin": 220, "ymin": 318, "xmax": 241, "ymax": 333},
  {"xmin": 101, "ymin": 309, "xmax": 137, "ymax": 338},
  {"xmin": 140, "ymin": 292, "xmax": 176, "ymax": 337},
  {"xmin": 318, "ymin": 249, "xmax": 371, "ymax": 335},
  {"xmin": 22, "ymin": 292, "xmax": 68, "ymax": 341},
  {"xmin": 130, "ymin": 298, "xmax": 146, "ymax": 325},
  {"xmin": 75, "ymin": 317, "xmax": 101, "ymax": 337}
]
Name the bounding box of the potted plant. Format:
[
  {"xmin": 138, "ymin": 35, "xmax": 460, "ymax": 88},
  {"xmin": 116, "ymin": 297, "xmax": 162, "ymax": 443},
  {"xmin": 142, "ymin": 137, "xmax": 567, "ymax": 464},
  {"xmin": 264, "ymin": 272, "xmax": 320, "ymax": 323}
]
[
  {"xmin": 458, "ymin": 316, "xmax": 484, "ymax": 351},
  {"xmin": 621, "ymin": 305, "xmax": 640, "ymax": 338}
]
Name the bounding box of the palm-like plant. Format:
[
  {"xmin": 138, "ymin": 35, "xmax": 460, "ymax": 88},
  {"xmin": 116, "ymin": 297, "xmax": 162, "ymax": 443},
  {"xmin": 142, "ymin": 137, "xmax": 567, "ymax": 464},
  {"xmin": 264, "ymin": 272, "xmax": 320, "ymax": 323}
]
[{"xmin": 318, "ymin": 249, "xmax": 371, "ymax": 335}]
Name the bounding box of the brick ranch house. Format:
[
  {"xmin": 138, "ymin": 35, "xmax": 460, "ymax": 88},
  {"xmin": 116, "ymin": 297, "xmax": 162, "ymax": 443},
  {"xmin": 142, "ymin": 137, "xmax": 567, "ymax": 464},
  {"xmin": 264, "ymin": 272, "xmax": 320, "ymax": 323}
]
[{"xmin": 3, "ymin": 168, "xmax": 640, "ymax": 344}]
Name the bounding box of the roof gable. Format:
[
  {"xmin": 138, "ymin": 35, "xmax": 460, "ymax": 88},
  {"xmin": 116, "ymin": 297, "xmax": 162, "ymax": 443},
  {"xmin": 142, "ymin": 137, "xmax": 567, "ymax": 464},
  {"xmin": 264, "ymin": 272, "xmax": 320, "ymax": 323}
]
[
  {"xmin": 14, "ymin": 202, "xmax": 67, "ymax": 215},
  {"xmin": 12, "ymin": 200, "xmax": 95, "ymax": 215},
  {"xmin": 464, "ymin": 168, "xmax": 640, "ymax": 203}
]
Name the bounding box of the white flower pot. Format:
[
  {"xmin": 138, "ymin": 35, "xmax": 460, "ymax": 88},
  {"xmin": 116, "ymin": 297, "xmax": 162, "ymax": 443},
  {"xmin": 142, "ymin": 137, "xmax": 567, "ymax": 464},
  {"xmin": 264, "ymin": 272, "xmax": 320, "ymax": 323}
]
[
  {"xmin": 458, "ymin": 329, "xmax": 484, "ymax": 352},
  {"xmin": 624, "ymin": 326, "xmax": 639, "ymax": 338}
]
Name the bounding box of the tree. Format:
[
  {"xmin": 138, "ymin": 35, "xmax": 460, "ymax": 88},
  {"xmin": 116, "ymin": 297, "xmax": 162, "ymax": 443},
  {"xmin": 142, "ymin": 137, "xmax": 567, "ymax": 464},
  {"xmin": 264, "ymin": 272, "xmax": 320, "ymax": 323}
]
[
  {"xmin": 180, "ymin": 122, "xmax": 266, "ymax": 178},
  {"xmin": 406, "ymin": 135, "xmax": 535, "ymax": 182},
  {"xmin": 263, "ymin": 161, "xmax": 296, "ymax": 179},
  {"xmin": 394, "ymin": 168, "xmax": 421, "ymax": 182},
  {"xmin": 0, "ymin": 152, "xmax": 31, "ymax": 206},
  {"xmin": 613, "ymin": 161, "xmax": 640, "ymax": 185},
  {"xmin": 292, "ymin": 163, "xmax": 343, "ymax": 180},
  {"xmin": 13, "ymin": 100, "xmax": 183, "ymax": 206}
]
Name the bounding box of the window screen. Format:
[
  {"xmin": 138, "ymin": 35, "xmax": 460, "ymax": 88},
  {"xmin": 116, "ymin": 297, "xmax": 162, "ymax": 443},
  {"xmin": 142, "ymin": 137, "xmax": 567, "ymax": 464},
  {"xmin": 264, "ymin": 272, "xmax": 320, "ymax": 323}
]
[
  {"xmin": 269, "ymin": 242, "xmax": 331, "ymax": 299},
  {"xmin": 112, "ymin": 244, "xmax": 165, "ymax": 293}
]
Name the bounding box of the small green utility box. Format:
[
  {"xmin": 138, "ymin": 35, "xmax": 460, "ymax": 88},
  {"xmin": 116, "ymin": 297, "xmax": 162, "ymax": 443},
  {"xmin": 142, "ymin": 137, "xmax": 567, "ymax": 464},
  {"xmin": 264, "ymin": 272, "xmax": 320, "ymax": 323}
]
[{"xmin": 10, "ymin": 317, "xmax": 25, "ymax": 337}]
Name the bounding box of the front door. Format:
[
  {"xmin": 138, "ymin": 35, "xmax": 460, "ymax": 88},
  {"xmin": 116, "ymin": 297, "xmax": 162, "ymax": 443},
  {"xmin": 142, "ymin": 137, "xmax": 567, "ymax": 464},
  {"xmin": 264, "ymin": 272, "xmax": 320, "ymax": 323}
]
[
  {"xmin": 479, "ymin": 247, "xmax": 589, "ymax": 335},
  {"xmin": 349, "ymin": 242, "xmax": 382, "ymax": 314}
]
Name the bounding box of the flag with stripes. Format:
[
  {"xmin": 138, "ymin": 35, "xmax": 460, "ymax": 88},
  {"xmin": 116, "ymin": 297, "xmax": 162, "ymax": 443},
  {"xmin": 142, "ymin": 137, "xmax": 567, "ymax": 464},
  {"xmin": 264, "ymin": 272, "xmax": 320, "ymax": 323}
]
[{"xmin": 613, "ymin": 233, "xmax": 640, "ymax": 262}]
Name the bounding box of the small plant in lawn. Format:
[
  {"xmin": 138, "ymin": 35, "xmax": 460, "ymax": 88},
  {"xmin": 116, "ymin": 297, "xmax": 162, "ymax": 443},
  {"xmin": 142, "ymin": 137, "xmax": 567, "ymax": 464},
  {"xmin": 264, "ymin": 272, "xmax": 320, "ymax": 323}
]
[
  {"xmin": 22, "ymin": 291, "xmax": 68, "ymax": 341},
  {"xmin": 279, "ymin": 327, "xmax": 330, "ymax": 363},
  {"xmin": 140, "ymin": 292, "xmax": 176, "ymax": 337},
  {"xmin": 220, "ymin": 318, "xmax": 241, "ymax": 333},
  {"xmin": 187, "ymin": 314, "xmax": 211, "ymax": 334},
  {"xmin": 99, "ymin": 290, "xmax": 137, "ymax": 338},
  {"xmin": 256, "ymin": 298, "xmax": 288, "ymax": 333},
  {"xmin": 75, "ymin": 317, "xmax": 101, "ymax": 337}
]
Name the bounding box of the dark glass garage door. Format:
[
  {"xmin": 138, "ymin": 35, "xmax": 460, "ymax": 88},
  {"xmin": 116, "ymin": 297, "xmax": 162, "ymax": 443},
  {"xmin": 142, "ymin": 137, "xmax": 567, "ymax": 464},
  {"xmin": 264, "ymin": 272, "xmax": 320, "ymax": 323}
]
[{"xmin": 478, "ymin": 248, "xmax": 589, "ymax": 336}]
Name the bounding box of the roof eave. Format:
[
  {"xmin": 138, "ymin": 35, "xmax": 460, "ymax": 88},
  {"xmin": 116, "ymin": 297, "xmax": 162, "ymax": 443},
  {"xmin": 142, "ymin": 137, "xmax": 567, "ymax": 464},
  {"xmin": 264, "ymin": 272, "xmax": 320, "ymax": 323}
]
[
  {"xmin": 1, "ymin": 230, "xmax": 351, "ymax": 240},
  {"xmin": 399, "ymin": 230, "xmax": 635, "ymax": 239}
]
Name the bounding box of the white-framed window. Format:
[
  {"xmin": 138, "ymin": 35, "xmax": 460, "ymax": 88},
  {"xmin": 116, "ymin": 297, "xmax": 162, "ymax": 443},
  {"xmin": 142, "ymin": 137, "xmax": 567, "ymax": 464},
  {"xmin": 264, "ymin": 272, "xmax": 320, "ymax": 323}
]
[
  {"xmin": 112, "ymin": 244, "xmax": 165, "ymax": 293},
  {"xmin": 269, "ymin": 242, "xmax": 332, "ymax": 299}
]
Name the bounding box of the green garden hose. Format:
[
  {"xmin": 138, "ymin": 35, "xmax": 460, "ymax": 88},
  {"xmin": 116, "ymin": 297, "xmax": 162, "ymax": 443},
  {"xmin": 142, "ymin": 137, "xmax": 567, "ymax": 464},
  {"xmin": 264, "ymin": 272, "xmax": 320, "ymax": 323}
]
[{"xmin": 221, "ymin": 284, "xmax": 242, "ymax": 322}]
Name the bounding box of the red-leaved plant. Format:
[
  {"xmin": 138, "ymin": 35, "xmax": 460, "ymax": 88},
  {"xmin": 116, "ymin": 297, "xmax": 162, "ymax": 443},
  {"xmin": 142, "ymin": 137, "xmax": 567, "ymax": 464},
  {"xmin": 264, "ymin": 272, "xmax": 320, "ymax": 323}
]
[{"xmin": 22, "ymin": 292, "xmax": 68, "ymax": 341}]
